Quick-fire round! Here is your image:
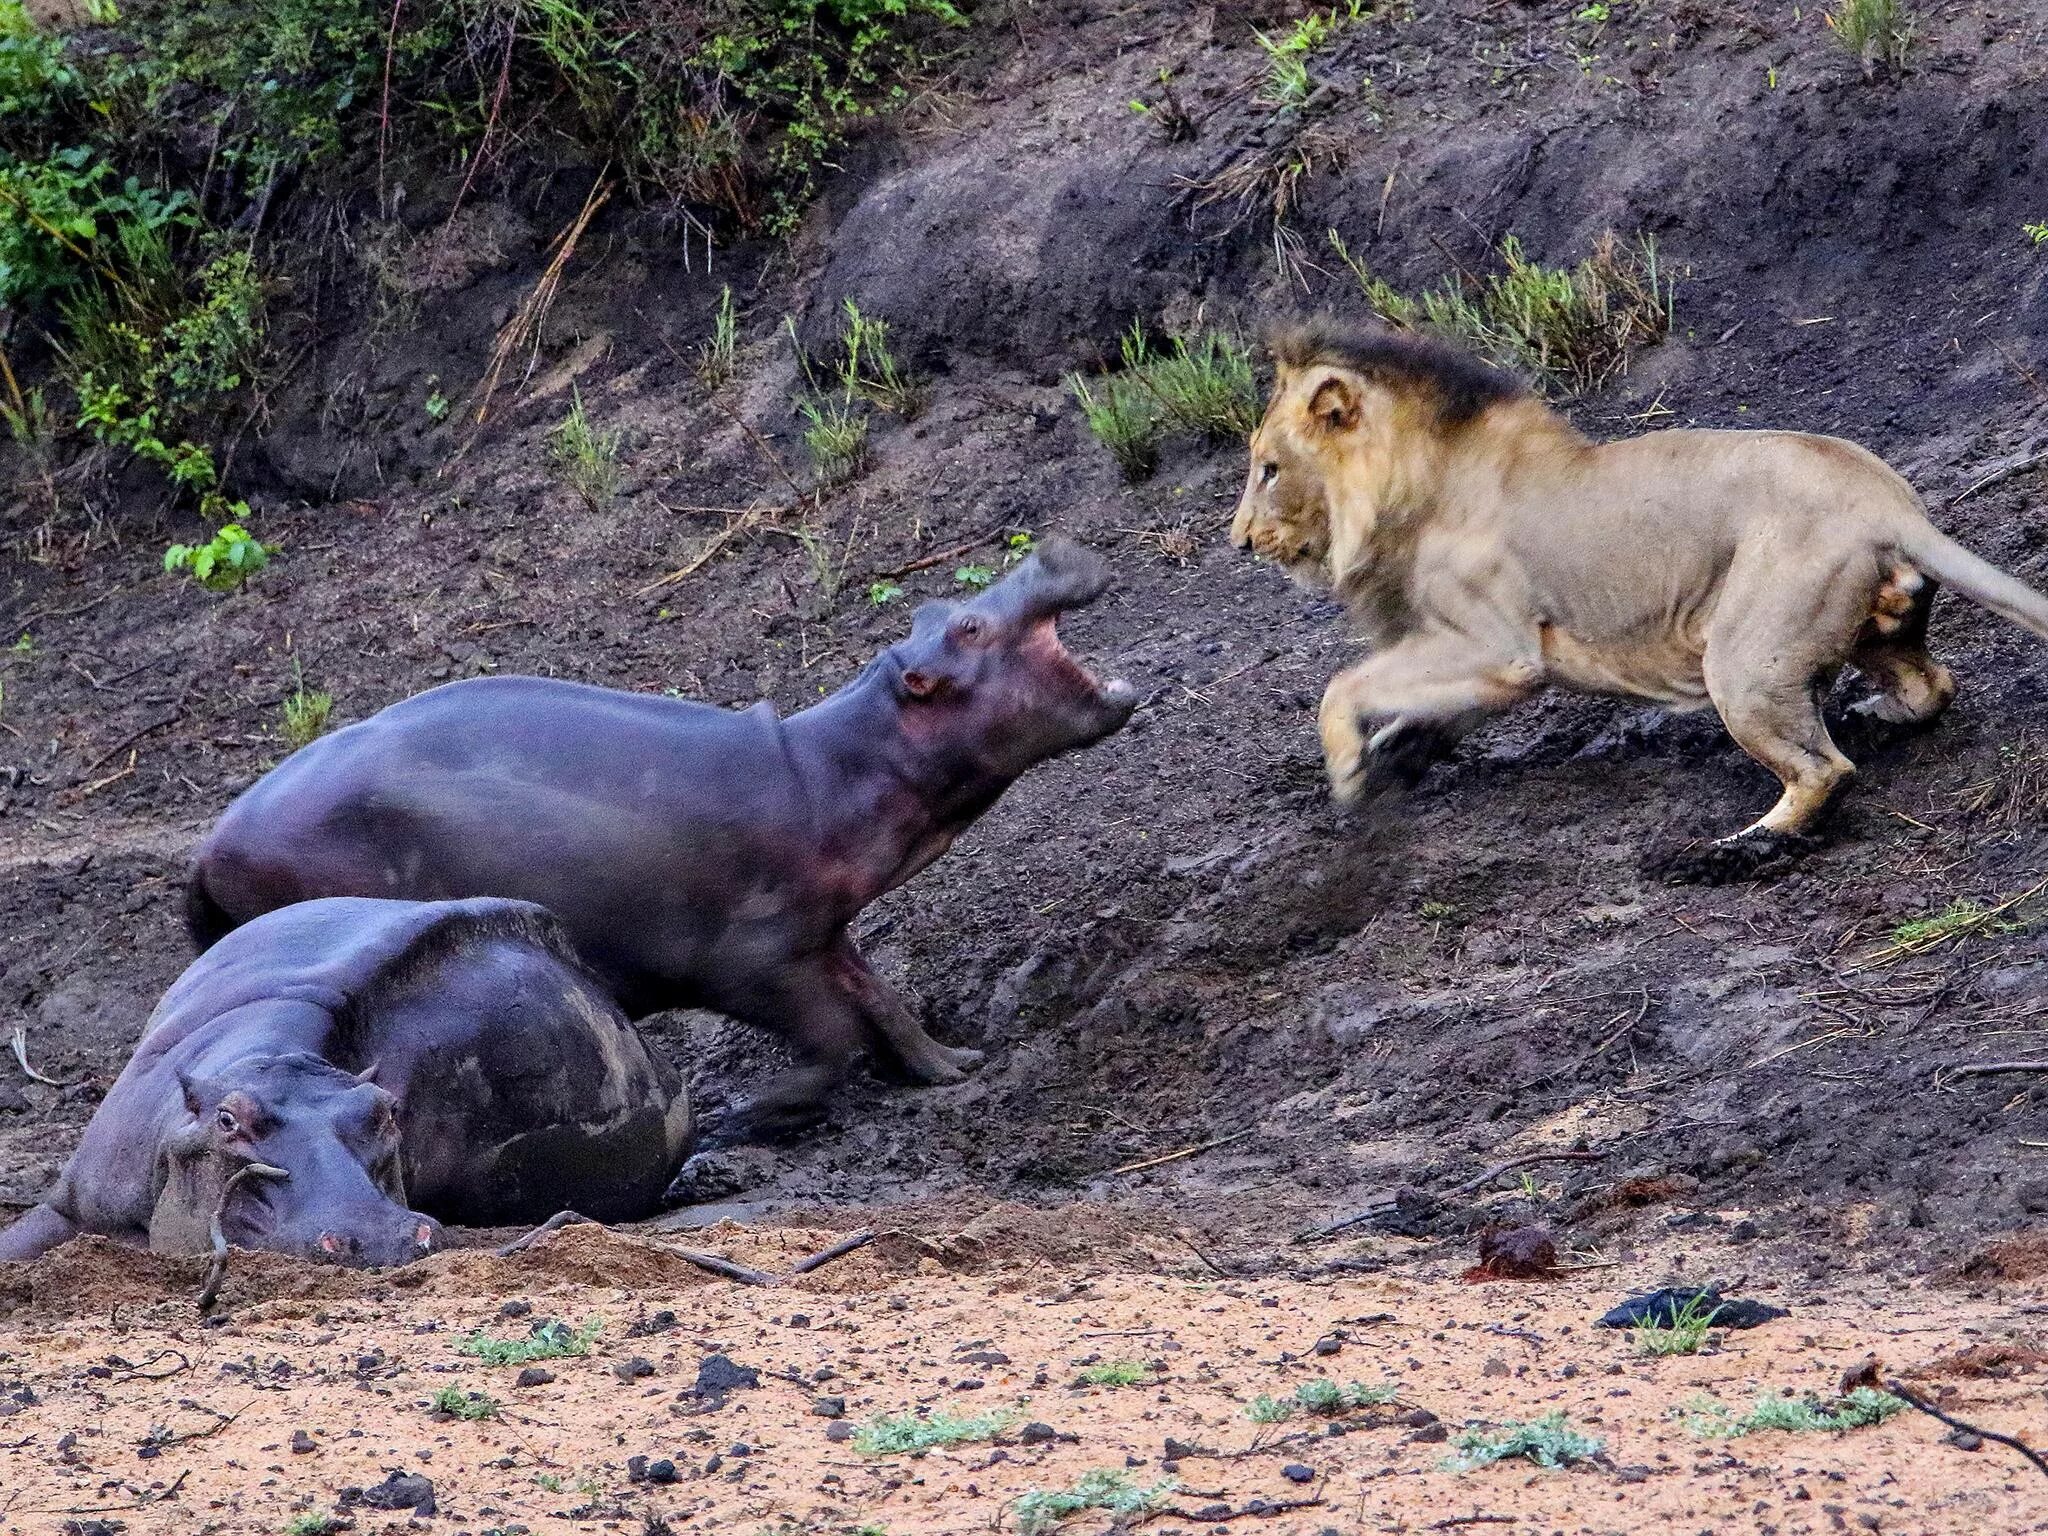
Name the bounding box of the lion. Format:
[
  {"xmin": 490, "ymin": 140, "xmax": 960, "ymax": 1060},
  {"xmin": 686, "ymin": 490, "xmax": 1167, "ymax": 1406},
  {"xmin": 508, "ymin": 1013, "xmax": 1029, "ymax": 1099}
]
[{"xmin": 1231, "ymin": 319, "xmax": 2048, "ymax": 871}]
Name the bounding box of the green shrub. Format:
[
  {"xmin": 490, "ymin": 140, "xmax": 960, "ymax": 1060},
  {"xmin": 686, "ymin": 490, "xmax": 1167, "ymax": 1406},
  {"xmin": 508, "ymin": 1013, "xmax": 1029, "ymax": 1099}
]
[
  {"xmin": 429, "ymin": 1386, "xmax": 500, "ymax": 1420},
  {"xmin": 835, "ymin": 298, "xmax": 921, "ymax": 418},
  {"xmin": 282, "ymin": 676, "xmax": 334, "ymax": 749},
  {"xmin": 164, "ymin": 522, "xmax": 271, "ymax": 592},
  {"xmin": 798, "ymin": 393, "xmax": 867, "ymax": 484},
  {"xmin": 1076, "ymin": 1360, "xmax": 1152, "ymax": 1387},
  {"xmin": 1252, "ymin": 3, "xmax": 1367, "ymax": 109},
  {"xmin": 458, "ymin": 1318, "xmax": 602, "ymax": 1366},
  {"xmin": 1246, "ymin": 1378, "xmax": 1399, "ymax": 1421},
  {"xmin": 1634, "ymin": 1292, "xmax": 1718, "ymax": 1357},
  {"xmin": 1065, "ymin": 371, "xmax": 1158, "ymax": 481}
]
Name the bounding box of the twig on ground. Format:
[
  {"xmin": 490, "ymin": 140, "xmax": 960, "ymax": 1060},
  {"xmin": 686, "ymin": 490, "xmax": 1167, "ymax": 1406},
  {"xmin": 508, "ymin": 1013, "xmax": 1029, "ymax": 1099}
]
[
  {"xmin": 869, "ymin": 521, "xmax": 1018, "ymax": 580},
  {"xmin": 789, "ymin": 1230, "xmax": 874, "ymax": 1275},
  {"xmin": 495, "ymin": 1210, "xmax": 594, "ymax": 1257},
  {"xmin": 1949, "ymin": 449, "xmax": 2048, "ymax": 506},
  {"xmin": 1298, "ymin": 1150, "xmax": 1602, "ymax": 1242},
  {"xmin": 9, "ymin": 1026, "xmax": 70, "ymax": 1087},
  {"xmin": 109, "ymin": 1349, "xmax": 191, "ymax": 1383},
  {"xmin": 1108, "ymin": 1130, "xmax": 1255, "ymax": 1177},
  {"xmin": 72, "ymin": 707, "xmax": 183, "ymax": 784},
  {"xmin": 1429, "ymin": 1518, "xmax": 1518, "ymax": 1531},
  {"xmin": 198, "ymin": 1164, "xmax": 288, "ymax": 1311},
  {"xmin": 672, "ymin": 1248, "xmax": 779, "ymax": 1287},
  {"xmin": 1943, "ymin": 1061, "xmax": 2048, "ymax": 1081},
  {"xmin": 1883, "ymin": 1377, "xmax": 2048, "ymax": 1479}
]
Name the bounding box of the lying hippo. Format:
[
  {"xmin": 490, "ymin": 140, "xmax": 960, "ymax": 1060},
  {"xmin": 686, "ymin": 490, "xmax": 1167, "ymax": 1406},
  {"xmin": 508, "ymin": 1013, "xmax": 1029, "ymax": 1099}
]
[
  {"xmin": 186, "ymin": 538, "xmax": 1135, "ymax": 1133},
  {"xmin": 0, "ymin": 897, "xmax": 692, "ymax": 1266}
]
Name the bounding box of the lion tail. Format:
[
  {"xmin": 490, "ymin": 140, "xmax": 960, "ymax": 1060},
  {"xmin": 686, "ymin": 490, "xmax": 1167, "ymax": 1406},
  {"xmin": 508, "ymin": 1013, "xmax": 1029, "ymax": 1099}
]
[{"xmin": 1898, "ymin": 523, "xmax": 2048, "ymax": 644}]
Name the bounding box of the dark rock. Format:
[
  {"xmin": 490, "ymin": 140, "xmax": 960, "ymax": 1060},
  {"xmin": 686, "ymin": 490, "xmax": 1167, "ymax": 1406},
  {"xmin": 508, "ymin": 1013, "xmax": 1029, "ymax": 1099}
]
[
  {"xmin": 646, "ymin": 1458, "xmax": 678, "ymax": 1484},
  {"xmin": 1282, "ymin": 1462, "xmax": 1315, "ymax": 1483},
  {"xmin": 1395, "ymin": 1408, "xmax": 1438, "ymax": 1428},
  {"xmin": 1312, "ymin": 1337, "xmax": 1341, "ymax": 1357},
  {"xmin": 627, "ymin": 1454, "xmax": 649, "ymax": 1482},
  {"xmin": 1405, "ymin": 1423, "xmax": 1449, "ymax": 1444},
  {"xmin": 955, "ymin": 1377, "xmax": 984, "ymax": 1391},
  {"xmin": 1596, "ymin": 1287, "xmax": 1788, "ymax": 1330},
  {"xmin": 1948, "ymin": 1429, "xmax": 1984, "ymax": 1451},
  {"xmin": 692, "ymin": 1354, "xmax": 760, "ymax": 1397},
  {"xmin": 352, "ymin": 1471, "xmax": 436, "ymax": 1515},
  {"xmin": 825, "ymin": 1421, "xmax": 855, "ymax": 1443},
  {"xmin": 289, "ymin": 1429, "xmax": 316, "ymax": 1454},
  {"xmin": 500, "ymin": 1299, "xmax": 532, "ymax": 1318},
  {"xmin": 614, "ymin": 1356, "xmax": 656, "ymax": 1382},
  {"xmin": 628, "ymin": 1309, "xmax": 679, "ymax": 1337},
  {"xmin": 515, "ymin": 1366, "xmax": 556, "ymax": 1388},
  {"xmin": 728, "ymin": 1442, "xmax": 750, "ymax": 1457},
  {"xmin": 812, "ymin": 1396, "xmax": 846, "ymax": 1418},
  {"xmin": 1163, "ymin": 1436, "xmax": 1206, "ymax": 1459},
  {"xmin": 1467, "ymin": 1224, "xmax": 1559, "ymax": 1280},
  {"xmin": 1018, "ymin": 1421, "xmax": 1057, "ymax": 1445}
]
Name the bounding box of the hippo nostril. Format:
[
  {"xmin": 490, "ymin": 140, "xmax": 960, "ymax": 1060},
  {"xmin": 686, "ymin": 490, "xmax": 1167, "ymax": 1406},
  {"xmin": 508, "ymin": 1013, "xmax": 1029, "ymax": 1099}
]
[{"xmin": 318, "ymin": 1231, "xmax": 359, "ymax": 1258}]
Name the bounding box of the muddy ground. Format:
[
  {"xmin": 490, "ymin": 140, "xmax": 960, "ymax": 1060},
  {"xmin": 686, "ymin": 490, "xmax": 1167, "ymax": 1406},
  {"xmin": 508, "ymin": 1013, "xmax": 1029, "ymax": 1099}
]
[{"xmin": 2, "ymin": 0, "xmax": 2048, "ymax": 1525}]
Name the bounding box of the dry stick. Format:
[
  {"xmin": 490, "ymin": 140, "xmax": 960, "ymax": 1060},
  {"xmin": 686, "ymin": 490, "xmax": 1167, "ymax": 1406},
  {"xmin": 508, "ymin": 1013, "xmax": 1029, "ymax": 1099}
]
[
  {"xmin": 443, "ymin": 22, "xmax": 514, "ymax": 235},
  {"xmin": 870, "ymin": 521, "xmax": 1017, "ymax": 579},
  {"xmin": 494, "ymin": 1209, "xmax": 593, "ymax": 1257},
  {"xmin": 9, "ymin": 1026, "xmax": 68, "ymax": 1087},
  {"xmin": 198, "ymin": 1164, "xmax": 288, "ymax": 1311},
  {"xmin": 1107, "ymin": 1129, "xmax": 1254, "ymax": 1177},
  {"xmin": 376, "ymin": 0, "xmax": 404, "ymax": 210},
  {"xmin": 1882, "ymin": 1377, "xmax": 2048, "ymax": 1480},
  {"xmin": 1945, "ymin": 1061, "xmax": 2048, "ymax": 1080},
  {"xmin": 72, "ymin": 707, "xmax": 184, "ymax": 785},
  {"xmin": 1948, "ymin": 449, "xmax": 2048, "ymax": 507},
  {"xmin": 672, "ymin": 1248, "xmax": 779, "ymax": 1287},
  {"xmin": 788, "ymin": 1230, "xmax": 874, "ymax": 1275}
]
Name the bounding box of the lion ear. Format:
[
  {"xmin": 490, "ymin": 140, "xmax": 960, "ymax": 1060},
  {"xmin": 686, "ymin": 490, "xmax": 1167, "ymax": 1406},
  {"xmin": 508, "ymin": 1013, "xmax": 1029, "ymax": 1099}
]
[{"xmin": 1306, "ymin": 371, "xmax": 1362, "ymax": 434}]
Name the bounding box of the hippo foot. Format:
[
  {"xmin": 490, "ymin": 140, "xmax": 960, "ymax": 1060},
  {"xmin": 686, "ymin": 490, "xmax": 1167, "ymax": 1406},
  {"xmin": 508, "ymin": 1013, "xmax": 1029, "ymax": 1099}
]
[
  {"xmin": 1650, "ymin": 829, "xmax": 1819, "ymax": 886},
  {"xmin": 910, "ymin": 1042, "xmax": 986, "ymax": 1085}
]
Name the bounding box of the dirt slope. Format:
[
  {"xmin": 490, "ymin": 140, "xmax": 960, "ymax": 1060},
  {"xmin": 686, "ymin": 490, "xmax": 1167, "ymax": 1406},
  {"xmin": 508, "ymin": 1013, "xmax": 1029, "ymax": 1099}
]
[{"xmin": 3, "ymin": 0, "xmax": 2048, "ymax": 1336}]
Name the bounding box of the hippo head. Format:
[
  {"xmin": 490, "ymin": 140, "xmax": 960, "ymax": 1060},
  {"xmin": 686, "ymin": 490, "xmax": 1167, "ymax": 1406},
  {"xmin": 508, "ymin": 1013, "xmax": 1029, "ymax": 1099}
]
[
  {"xmin": 887, "ymin": 537, "xmax": 1137, "ymax": 777},
  {"xmin": 150, "ymin": 1054, "xmax": 442, "ymax": 1267}
]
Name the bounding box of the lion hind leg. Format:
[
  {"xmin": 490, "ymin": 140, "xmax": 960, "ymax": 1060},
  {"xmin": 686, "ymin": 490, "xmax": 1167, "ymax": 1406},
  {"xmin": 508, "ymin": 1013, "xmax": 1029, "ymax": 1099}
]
[{"xmin": 1710, "ymin": 677, "xmax": 1856, "ymax": 838}]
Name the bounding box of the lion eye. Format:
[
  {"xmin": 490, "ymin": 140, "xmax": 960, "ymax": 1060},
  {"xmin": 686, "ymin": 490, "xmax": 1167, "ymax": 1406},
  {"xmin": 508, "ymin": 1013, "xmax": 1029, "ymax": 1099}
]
[{"xmin": 1260, "ymin": 461, "xmax": 1279, "ymax": 486}]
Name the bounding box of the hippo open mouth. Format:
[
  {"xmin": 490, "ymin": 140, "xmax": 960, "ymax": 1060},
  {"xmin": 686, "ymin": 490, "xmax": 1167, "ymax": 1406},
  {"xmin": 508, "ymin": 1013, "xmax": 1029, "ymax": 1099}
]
[{"xmin": 1024, "ymin": 615, "xmax": 1137, "ymax": 710}]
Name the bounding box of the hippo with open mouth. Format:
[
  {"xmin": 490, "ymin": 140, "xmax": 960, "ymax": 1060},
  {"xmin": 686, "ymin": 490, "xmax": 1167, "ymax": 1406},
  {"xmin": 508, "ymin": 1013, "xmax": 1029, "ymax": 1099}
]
[
  {"xmin": 0, "ymin": 897, "xmax": 692, "ymax": 1266},
  {"xmin": 184, "ymin": 538, "xmax": 1135, "ymax": 1135}
]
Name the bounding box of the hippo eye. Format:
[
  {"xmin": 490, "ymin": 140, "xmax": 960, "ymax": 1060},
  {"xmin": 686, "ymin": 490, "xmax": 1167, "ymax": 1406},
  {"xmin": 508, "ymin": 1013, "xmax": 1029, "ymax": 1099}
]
[
  {"xmin": 1260, "ymin": 461, "xmax": 1279, "ymax": 487},
  {"xmin": 215, "ymin": 1108, "xmax": 241, "ymax": 1135},
  {"xmin": 953, "ymin": 615, "xmax": 984, "ymax": 640}
]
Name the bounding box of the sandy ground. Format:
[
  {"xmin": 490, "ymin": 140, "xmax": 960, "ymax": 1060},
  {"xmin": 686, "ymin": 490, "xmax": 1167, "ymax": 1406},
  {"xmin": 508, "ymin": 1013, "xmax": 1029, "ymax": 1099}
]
[{"xmin": 1, "ymin": 1211, "xmax": 2044, "ymax": 1536}]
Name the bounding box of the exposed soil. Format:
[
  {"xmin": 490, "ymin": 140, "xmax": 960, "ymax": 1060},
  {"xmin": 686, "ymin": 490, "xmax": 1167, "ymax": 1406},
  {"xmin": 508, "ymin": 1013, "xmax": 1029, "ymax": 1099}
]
[
  {"xmin": 5, "ymin": 1214, "xmax": 2048, "ymax": 1535},
  {"xmin": 4, "ymin": 0, "xmax": 2048, "ymax": 1525}
]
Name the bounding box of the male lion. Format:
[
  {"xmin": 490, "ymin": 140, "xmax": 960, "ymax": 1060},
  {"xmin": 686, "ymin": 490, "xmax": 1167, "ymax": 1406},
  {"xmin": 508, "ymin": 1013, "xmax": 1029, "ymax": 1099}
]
[{"xmin": 1232, "ymin": 319, "xmax": 2048, "ymax": 869}]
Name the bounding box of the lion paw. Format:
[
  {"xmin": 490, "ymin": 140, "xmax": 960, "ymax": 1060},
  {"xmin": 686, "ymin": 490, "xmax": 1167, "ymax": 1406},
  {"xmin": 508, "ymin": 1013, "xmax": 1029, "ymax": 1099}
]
[{"xmin": 1649, "ymin": 829, "xmax": 1820, "ymax": 886}]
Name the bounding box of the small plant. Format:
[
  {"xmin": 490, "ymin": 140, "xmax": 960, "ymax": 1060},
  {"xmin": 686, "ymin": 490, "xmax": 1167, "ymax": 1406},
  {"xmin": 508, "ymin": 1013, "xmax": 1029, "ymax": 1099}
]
[
  {"xmin": 1012, "ymin": 1470, "xmax": 1176, "ymax": 1535},
  {"xmin": 1066, "ymin": 321, "xmax": 1259, "ymax": 481},
  {"xmin": 836, "ymin": 299, "xmax": 922, "ymax": 419},
  {"xmin": 1252, "ymin": 4, "xmax": 1366, "ymax": 108},
  {"xmin": 1825, "ymin": 0, "xmax": 1912, "ymax": 77},
  {"xmin": 430, "ymin": 1386, "xmax": 500, "ymax": 1420},
  {"xmin": 548, "ymin": 388, "xmax": 623, "ymax": 512},
  {"xmin": 283, "ymin": 1515, "xmax": 337, "ymax": 1536},
  {"xmin": 798, "ymin": 394, "xmax": 868, "ymax": 484},
  {"xmin": 458, "ymin": 1318, "xmax": 602, "ymax": 1366},
  {"xmin": 1002, "ymin": 529, "xmax": 1036, "ymax": 565},
  {"xmin": 164, "ymin": 523, "xmax": 271, "ymax": 592},
  {"xmin": 424, "ymin": 385, "xmax": 450, "ymax": 421},
  {"xmin": 1635, "ymin": 1291, "xmax": 1718, "ymax": 1357},
  {"xmin": 1445, "ymin": 1411, "xmax": 1604, "ymax": 1471},
  {"xmin": 867, "ymin": 580, "xmax": 904, "ymax": 606},
  {"xmin": 1076, "ymin": 1360, "xmax": 1152, "ymax": 1387},
  {"xmin": 281, "ymin": 668, "xmax": 334, "ymax": 750},
  {"xmin": 536, "ymin": 1473, "xmax": 565, "ymax": 1493},
  {"xmin": 1330, "ymin": 227, "xmax": 1673, "ymax": 394},
  {"xmin": 1684, "ymin": 1387, "xmax": 1905, "ymax": 1438},
  {"xmin": 1246, "ymin": 1379, "xmax": 1399, "ymax": 1421},
  {"xmin": 852, "ymin": 1407, "xmax": 1015, "ymax": 1456},
  {"xmin": 700, "ymin": 283, "xmax": 738, "ymax": 388},
  {"xmin": 11, "ymin": 633, "xmax": 35, "ymax": 656},
  {"xmin": 953, "ymin": 563, "xmax": 995, "ymax": 590},
  {"xmin": 2027, "ymin": 222, "xmax": 2048, "ymax": 246},
  {"xmin": 1418, "ymin": 899, "xmax": 1458, "ymax": 921}
]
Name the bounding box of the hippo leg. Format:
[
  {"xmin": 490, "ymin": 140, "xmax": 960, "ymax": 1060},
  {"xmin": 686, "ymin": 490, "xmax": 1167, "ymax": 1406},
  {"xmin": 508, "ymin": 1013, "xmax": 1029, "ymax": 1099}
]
[
  {"xmin": 714, "ymin": 961, "xmax": 871, "ymax": 1142},
  {"xmin": 832, "ymin": 937, "xmax": 984, "ymax": 1085},
  {"xmin": 0, "ymin": 1202, "xmax": 82, "ymax": 1262}
]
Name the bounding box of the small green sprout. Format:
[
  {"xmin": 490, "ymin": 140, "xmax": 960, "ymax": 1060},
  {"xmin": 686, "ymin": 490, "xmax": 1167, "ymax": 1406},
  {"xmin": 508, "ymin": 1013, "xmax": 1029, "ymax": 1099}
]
[
  {"xmin": 164, "ymin": 523, "xmax": 272, "ymax": 592},
  {"xmin": 283, "ymin": 1516, "xmax": 338, "ymax": 1536},
  {"xmin": 10, "ymin": 633, "xmax": 34, "ymax": 656},
  {"xmin": 1003, "ymin": 530, "xmax": 1036, "ymax": 565},
  {"xmin": 430, "ymin": 1386, "xmax": 500, "ymax": 1420},
  {"xmin": 953, "ymin": 564, "xmax": 995, "ymax": 589},
  {"xmin": 2027, "ymin": 221, "xmax": 2048, "ymax": 245},
  {"xmin": 867, "ymin": 580, "xmax": 904, "ymax": 606},
  {"xmin": 1076, "ymin": 1360, "xmax": 1152, "ymax": 1387}
]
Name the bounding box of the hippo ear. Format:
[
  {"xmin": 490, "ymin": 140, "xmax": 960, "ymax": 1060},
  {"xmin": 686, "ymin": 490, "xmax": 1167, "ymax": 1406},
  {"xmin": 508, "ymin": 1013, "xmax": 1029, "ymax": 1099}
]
[
  {"xmin": 355, "ymin": 1061, "xmax": 382, "ymax": 1087},
  {"xmin": 177, "ymin": 1069, "xmax": 205, "ymax": 1117}
]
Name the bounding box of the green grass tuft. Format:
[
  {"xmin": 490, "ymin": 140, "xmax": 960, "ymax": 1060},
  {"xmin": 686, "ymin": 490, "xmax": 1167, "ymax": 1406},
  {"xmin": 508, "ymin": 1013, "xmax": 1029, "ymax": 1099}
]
[
  {"xmin": 798, "ymin": 394, "xmax": 869, "ymax": 485},
  {"xmin": 548, "ymin": 388, "xmax": 624, "ymax": 512},
  {"xmin": 1246, "ymin": 1378, "xmax": 1399, "ymax": 1422},
  {"xmin": 283, "ymin": 1516, "xmax": 337, "ymax": 1536},
  {"xmin": 1444, "ymin": 1411, "xmax": 1604, "ymax": 1472},
  {"xmin": 1635, "ymin": 1292, "xmax": 1719, "ymax": 1357},
  {"xmin": 457, "ymin": 1318, "xmax": 601, "ymax": 1367},
  {"xmin": 852, "ymin": 1408, "xmax": 1015, "ymax": 1456},
  {"xmin": 1825, "ymin": 0, "xmax": 1912, "ymax": 76},
  {"xmin": 699, "ymin": 283, "xmax": 739, "ymax": 389},
  {"xmin": 281, "ymin": 681, "xmax": 334, "ymax": 751},
  {"xmin": 1012, "ymin": 1470, "xmax": 1176, "ymax": 1535},
  {"xmin": 1067, "ymin": 321, "xmax": 1259, "ymax": 481},
  {"xmin": 1075, "ymin": 1360, "xmax": 1153, "ymax": 1387},
  {"xmin": 1683, "ymin": 1387, "xmax": 1906, "ymax": 1438}
]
